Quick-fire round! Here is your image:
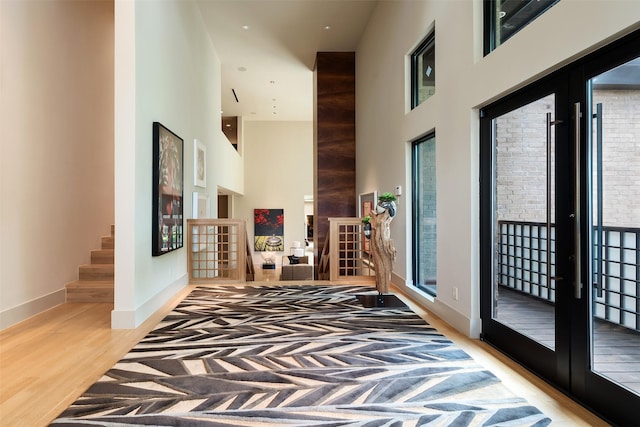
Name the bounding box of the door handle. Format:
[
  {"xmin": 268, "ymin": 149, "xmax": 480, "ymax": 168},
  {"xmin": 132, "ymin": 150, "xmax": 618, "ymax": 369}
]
[
  {"xmin": 546, "ymin": 113, "xmax": 563, "ymax": 290},
  {"xmin": 573, "ymin": 102, "xmax": 583, "ymax": 299},
  {"xmin": 594, "ymin": 103, "xmax": 604, "ymax": 298},
  {"xmin": 546, "ymin": 113, "xmax": 552, "ymax": 291}
]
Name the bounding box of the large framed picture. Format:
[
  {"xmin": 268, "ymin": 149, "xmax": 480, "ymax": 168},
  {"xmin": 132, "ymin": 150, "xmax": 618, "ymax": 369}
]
[{"xmin": 152, "ymin": 122, "xmax": 184, "ymax": 256}]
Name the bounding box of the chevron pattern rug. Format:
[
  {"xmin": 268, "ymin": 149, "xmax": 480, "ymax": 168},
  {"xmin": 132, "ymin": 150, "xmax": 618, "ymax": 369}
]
[{"xmin": 51, "ymin": 284, "xmax": 551, "ymax": 426}]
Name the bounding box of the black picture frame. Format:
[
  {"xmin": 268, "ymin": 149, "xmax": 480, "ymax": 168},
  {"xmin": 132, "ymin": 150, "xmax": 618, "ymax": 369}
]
[{"xmin": 152, "ymin": 122, "xmax": 184, "ymax": 256}]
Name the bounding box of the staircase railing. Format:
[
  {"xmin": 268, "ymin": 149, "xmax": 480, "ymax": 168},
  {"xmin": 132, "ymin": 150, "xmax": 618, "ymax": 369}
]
[
  {"xmin": 318, "ymin": 217, "xmax": 375, "ymax": 283},
  {"xmin": 187, "ymin": 219, "xmax": 255, "ymax": 283},
  {"xmin": 317, "ymin": 232, "xmax": 331, "ymax": 280},
  {"xmin": 246, "ymin": 232, "xmax": 255, "ymax": 281}
]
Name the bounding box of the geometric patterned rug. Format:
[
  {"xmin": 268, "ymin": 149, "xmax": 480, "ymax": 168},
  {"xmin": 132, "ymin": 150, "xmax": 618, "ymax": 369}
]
[{"xmin": 51, "ymin": 284, "xmax": 552, "ymax": 426}]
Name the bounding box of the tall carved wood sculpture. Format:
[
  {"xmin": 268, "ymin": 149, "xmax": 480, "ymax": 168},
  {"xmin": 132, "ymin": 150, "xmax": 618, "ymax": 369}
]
[{"xmin": 370, "ymin": 209, "xmax": 396, "ymax": 294}]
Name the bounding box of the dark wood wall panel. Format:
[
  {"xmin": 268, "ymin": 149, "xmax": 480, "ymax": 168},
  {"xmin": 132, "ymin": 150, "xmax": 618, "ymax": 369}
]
[{"xmin": 314, "ymin": 52, "xmax": 356, "ymax": 271}]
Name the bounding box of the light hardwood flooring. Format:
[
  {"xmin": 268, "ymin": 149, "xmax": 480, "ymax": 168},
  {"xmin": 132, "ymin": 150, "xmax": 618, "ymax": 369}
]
[
  {"xmin": 254, "ymin": 265, "xmax": 283, "ymax": 281},
  {"xmin": 0, "ymin": 282, "xmax": 610, "ymax": 426},
  {"xmin": 395, "ymin": 287, "xmax": 612, "ymax": 426}
]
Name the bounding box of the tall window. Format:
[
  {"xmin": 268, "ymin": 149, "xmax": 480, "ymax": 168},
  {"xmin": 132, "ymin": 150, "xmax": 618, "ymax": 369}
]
[
  {"xmin": 484, "ymin": 0, "xmax": 559, "ymax": 55},
  {"xmin": 411, "ymin": 31, "xmax": 435, "ymax": 109},
  {"xmin": 412, "ymin": 133, "xmax": 437, "ymax": 295}
]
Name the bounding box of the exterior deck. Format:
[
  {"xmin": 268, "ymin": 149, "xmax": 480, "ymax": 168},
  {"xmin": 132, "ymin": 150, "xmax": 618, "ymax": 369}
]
[{"xmin": 497, "ymin": 287, "xmax": 640, "ymax": 395}]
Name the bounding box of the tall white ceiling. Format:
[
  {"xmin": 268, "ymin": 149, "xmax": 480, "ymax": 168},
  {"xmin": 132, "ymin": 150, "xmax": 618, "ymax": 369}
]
[{"xmin": 196, "ymin": 0, "xmax": 378, "ymax": 121}]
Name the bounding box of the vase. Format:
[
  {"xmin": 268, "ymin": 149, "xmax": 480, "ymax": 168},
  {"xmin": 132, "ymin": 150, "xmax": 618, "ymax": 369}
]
[
  {"xmin": 378, "ymin": 200, "xmax": 396, "ymax": 217},
  {"xmin": 363, "ymin": 222, "xmax": 371, "ymax": 239}
]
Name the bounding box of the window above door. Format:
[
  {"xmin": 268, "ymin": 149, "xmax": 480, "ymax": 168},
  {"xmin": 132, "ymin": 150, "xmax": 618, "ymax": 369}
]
[{"xmin": 484, "ymin": 0, "xmax": 560, "ymax": 55}]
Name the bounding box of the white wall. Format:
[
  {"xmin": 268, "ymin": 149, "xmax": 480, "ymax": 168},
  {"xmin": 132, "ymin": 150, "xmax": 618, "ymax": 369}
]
[
  {"xmin": 235, "ymin": 121, "xmax": 313, "ymax": 267},
  {"xmin": 0, "ymin": 0, "xmax": 114, "ymax": 329},
  {"xmin": 113, "ymin": 0, "xmax": 244, "ymax": 328},
  {"xmin": 356, "ymin": 0, "xmax": 640, "ymax": 337}
]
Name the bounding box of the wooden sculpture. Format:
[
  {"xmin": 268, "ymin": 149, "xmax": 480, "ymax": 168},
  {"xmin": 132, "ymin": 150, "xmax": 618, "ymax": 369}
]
[{"xmin": 369, "ymin": 207, "xmax": 396, "ymax": 294}]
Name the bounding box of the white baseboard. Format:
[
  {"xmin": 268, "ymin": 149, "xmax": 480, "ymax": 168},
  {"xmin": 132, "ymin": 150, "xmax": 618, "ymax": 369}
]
[
  {"xmin": 111, "ymin": 274, "xmax": 188, "ymax": 329},
  {"xmin": 0, "ymin": 289, "xmax": 66, "ymax": 330},
  {"xmin": 392, "ymin": 278, "xmax": 481, "ymax": 339}
]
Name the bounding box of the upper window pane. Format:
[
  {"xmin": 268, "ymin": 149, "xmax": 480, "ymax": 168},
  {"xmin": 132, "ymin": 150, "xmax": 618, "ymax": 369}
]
[
  {"xmin": 411, "ymin": 32, "xmax": 435, "ymax": 108},
  {"xmin": 484, "ymin": 0, "xmax": 559, "ymax": 55}
]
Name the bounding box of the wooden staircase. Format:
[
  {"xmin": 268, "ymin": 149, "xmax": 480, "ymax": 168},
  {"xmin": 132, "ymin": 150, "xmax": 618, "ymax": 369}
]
[{"xmin": 65, "ymin": 225, "xmax": 114, "ymax": 303}]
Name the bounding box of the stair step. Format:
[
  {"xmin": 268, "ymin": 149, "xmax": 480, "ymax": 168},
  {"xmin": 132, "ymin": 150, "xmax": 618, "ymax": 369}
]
[
  {"xmin": 91, "ymin": 249, "xmax": 114, "ymax": 264},
  {"xmin": 65, "ymin": 225, "xmax": 116, "ymax": 303},
  {"xmin": 79, "ymin": 264, "xmax": 114, "ymax": 281},
  {"xmin": 101, "ymin": 236, "xmax": 114, "ymax": 249},
  {"xmin": 65, "ymin": 280, "xmax": 113, "ymax": 303}
]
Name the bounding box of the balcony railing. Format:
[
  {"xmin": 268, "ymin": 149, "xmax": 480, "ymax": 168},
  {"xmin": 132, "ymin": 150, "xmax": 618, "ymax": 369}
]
[
  {"xmin": 187, "ymin": 219, "xmax": 254, "ymax": 282},
  {"xmin": 497, "ymin": 220, "xmax": 640, "ymax": 332},
  {"xmin": 317, "ymin": 218, "xmax": 375, "ymax": 283}
]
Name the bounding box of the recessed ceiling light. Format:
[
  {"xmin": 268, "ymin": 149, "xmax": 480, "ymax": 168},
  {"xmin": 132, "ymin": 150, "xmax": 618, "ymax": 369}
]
[
  {"xmin": 226, "ymin": 124, "xmax": 231, "ymax": 127},
  {"xmin": 238, "ymin": 66, "xmax": 247, "ymax": 72},
  {"xmin": 324, "ymin": 25, "xmax": 331, "ymax": 30},
  {"xmin": 242, "ymin": 25, "xmax": 250, "ymax": 30}
]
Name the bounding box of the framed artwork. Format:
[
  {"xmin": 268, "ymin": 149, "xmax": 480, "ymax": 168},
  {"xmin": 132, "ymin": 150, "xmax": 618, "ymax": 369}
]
[
  {"xmin": 192, "ymin": 192, "xmax": 210, "ymax": 219},
  {"xmin": 191, "ymin": 192, "xmax": 209, "ymax": 252},
  {"xmin": 254, "ymin": 209, "xmax": 284, "ymax": 251},
  {"xmin": 359, "ymin": 191, "xmax": 377, "ymax": 252},
  {"xmin": 152, "ymin": 122, "xmax": 184, "ymax": 256},
  {"xmin": 359, "ymin": 191, "xmax": 377, "ymax": 218},
  {"xmin": 194, "ymin": 139, "xmax": 206, "ymax": 188}
]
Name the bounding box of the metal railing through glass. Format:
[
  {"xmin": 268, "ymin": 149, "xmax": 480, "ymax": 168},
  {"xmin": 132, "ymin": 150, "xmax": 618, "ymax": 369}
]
[{"xmin": 497, "ymin": 220, "xmax": 640, "ymax": 332}]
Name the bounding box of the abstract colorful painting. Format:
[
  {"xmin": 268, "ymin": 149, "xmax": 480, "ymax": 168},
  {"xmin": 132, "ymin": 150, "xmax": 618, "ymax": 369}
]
[{"xmin": 254, "ymin": 209, "xmax": 284, "ymax": 251}]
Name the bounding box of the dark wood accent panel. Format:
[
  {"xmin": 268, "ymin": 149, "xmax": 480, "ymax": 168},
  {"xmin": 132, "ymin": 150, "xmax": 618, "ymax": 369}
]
[{"xmin": 314, "ymin": 52, "xmax": 356, "ymax": 273}]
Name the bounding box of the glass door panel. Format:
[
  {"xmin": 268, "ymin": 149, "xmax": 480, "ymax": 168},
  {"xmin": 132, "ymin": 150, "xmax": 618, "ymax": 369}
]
[
  {"xmin": 412, "ymin": 134, "xmax": 437, "ymax": 295},
  {"xmin": 493, "ymin": 94, "xmax": 557, "ymax": 350},
  {"xmin": 588, "ymin": 56, "xmax": 640, "ymax": 396}
]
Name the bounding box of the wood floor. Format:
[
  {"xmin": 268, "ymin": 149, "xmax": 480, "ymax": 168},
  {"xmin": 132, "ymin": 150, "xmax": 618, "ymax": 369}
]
[
  {"xmin": 0, "ymin": 282, "xmax": 610, "ymax": 427},
  {"xmin": 496, "ymin": 286, "xmax": 640, "ymax": 394}
]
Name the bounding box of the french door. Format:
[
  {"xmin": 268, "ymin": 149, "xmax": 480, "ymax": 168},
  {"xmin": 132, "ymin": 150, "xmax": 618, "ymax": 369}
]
[{"xmin": 480, "ymin": 29, "xmax": 640, "ymax": 426}]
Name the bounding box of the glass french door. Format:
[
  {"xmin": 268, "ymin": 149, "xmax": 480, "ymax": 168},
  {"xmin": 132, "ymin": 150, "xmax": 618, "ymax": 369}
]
[
  {"xmin": 480, "ymin": 76, "xmax": 571, "ymax": 385},
  {"xmin": 571, "ymin": 45, "xmax": 640, "ymax": 425},
  {"xmin": 481, "ymin": 29, "xmax": 640, "ymax": 426}
]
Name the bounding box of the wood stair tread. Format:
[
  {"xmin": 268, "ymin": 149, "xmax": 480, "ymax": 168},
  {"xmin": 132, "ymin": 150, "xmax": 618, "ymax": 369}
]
[
  {"xmin": 79, "ymin": 264, "xmax": 114, "ymax": 271},
  {"xmin": 101, "ymin": 236, "xmax": 114, "ymax": 249},
  {"xmin": 78, "ymin": 263, "xmax": 113, "ymax": 267},
  {"xmin": 91, "ymin": 249, "xmax": 114, "ymax": 264},
  {"xmin": 65, "ymin": 280, "xmax": 113, "ymax": 303},
  {"xmin": 66, "ymin": 280, "xmax": 113, "ymax": 288}
]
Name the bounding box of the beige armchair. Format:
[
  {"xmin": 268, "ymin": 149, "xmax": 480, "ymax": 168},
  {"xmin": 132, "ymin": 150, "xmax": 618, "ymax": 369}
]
[{"xmin": 280, "ymin": 256, "xmax": 313, "ymax": 280}]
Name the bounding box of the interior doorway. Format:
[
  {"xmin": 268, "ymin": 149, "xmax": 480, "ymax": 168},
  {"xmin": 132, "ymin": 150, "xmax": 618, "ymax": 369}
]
[{"xmin": 217, "ymin": 194, "xmax": 229, "ymax": 219}]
